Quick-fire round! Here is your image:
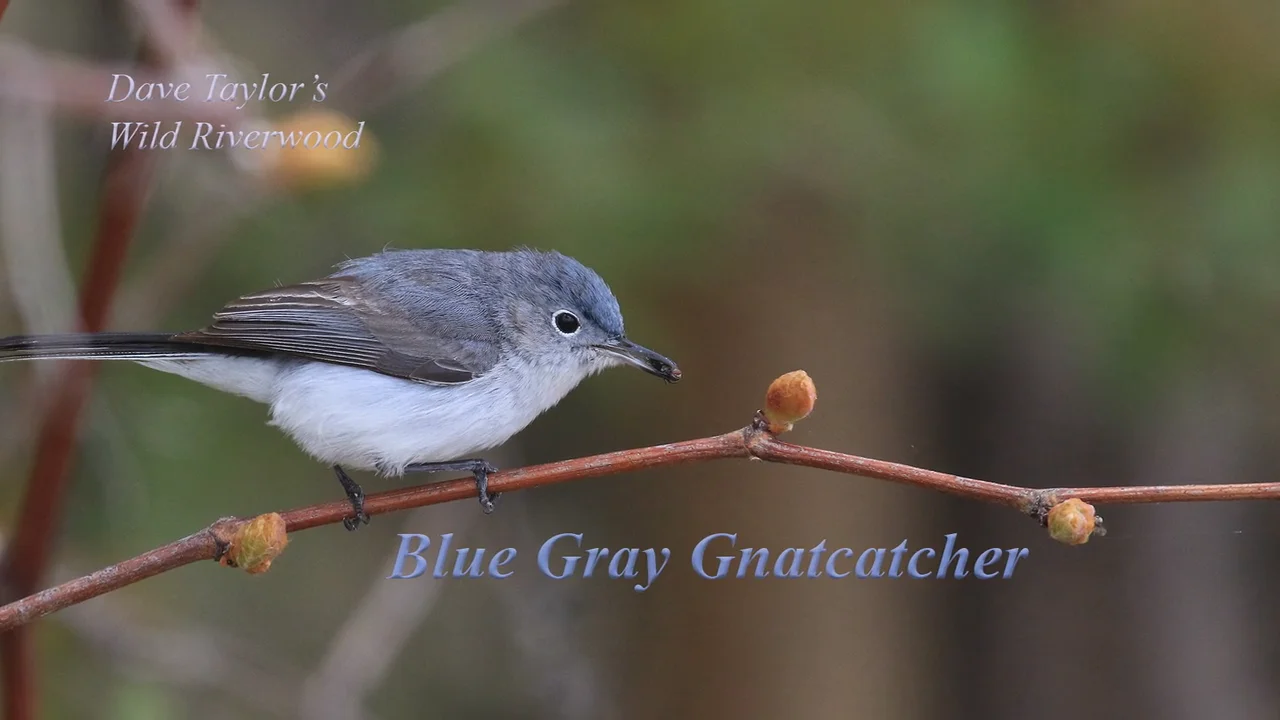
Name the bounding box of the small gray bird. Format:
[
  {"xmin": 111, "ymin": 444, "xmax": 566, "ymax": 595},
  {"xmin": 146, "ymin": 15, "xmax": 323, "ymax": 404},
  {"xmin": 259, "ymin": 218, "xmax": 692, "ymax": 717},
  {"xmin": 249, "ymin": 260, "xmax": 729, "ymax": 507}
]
[{"xmin": 0, "ymin": 248, "xmax": 680, "ymax": 529}]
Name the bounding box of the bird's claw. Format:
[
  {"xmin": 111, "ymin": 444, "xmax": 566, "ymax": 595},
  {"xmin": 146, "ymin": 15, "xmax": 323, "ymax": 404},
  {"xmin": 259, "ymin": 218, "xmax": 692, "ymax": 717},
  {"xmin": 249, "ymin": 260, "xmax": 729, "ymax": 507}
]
[
  {"xmin": 343, "ymin": 512, "xmax": 370, "ymax": 531},
  {"xmin": 401, "ymin": 458, "xmax": 501, "ymax": 515},
  {"xmin": 334, "ymin": 465, "xmax": 370, "ymax": 532},
  {"xmin": 473, "ymin": 461, "xmax": 501, "ymax": 514}
]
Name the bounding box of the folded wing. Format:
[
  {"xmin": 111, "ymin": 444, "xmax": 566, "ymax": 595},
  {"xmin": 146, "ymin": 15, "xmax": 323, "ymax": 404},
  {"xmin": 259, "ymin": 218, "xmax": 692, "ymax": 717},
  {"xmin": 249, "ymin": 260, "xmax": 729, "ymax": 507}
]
[{"xmin": 174, "ymin": 278, "xmax": 498, "ymax": 384}]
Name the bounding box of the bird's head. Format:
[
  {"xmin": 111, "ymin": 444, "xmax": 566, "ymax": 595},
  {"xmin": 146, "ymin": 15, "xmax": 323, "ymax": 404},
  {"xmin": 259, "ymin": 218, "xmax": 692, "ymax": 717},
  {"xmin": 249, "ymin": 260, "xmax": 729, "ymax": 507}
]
[{"xmin": 507, "ymin": 250, "xmax": 681, "ymax": 383}]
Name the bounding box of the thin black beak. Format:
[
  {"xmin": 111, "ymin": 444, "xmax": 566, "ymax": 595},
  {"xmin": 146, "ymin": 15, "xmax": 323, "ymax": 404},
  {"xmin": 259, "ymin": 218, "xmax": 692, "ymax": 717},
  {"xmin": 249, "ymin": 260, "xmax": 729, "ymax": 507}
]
[{"xmin": 595, "ymin": 337, "xmax": 682, "ymax": 383}]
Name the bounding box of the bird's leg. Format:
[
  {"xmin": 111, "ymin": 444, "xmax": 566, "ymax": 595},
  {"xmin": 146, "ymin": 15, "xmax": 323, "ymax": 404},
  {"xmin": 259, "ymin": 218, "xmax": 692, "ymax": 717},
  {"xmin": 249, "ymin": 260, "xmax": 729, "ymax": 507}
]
[
  {"xmin": 403, "ymin": 459, "xmax": 500, "ymax": 514},
  {"xmin": 333, "ymin": 465, "xmax": 370, "ymax": 531}
]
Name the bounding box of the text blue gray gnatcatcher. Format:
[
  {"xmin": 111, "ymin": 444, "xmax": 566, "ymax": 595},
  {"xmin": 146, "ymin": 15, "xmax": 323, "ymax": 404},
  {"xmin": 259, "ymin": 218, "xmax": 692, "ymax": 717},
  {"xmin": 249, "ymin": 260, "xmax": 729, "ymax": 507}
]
[{"xmin": 0, "ymin": 248, "xmax": 681, "ymax": 529}]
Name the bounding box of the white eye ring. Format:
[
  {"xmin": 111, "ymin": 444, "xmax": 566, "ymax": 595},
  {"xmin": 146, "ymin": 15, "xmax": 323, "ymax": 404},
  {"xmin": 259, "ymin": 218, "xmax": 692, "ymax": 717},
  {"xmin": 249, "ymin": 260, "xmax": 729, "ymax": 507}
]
[{"xmin": 552, "ymin": 310, "xmax": 581, "ymax": 336}]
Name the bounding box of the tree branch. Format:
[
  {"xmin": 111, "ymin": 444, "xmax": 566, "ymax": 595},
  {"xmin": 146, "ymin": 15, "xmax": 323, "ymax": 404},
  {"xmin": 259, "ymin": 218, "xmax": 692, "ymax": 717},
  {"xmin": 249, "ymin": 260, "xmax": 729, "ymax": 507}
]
[{"xmin": 0, "ymin": 371, "xmax": 1278, "ymax": 635}]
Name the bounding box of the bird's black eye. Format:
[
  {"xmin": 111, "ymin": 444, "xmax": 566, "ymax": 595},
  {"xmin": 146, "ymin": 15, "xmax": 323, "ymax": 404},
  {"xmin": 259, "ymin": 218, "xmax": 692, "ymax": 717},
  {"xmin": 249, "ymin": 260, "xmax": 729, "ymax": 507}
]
[{"xmin": 553, "ymin": 310, "xmax": 581, "ymax": 336}]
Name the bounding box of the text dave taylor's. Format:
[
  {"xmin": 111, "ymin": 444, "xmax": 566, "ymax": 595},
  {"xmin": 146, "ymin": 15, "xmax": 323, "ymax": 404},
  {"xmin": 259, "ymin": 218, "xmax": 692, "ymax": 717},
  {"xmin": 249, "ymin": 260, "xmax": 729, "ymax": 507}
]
[{"xmin": 387, "ymin": 532, "xmax": 1031, "ymax": 592}]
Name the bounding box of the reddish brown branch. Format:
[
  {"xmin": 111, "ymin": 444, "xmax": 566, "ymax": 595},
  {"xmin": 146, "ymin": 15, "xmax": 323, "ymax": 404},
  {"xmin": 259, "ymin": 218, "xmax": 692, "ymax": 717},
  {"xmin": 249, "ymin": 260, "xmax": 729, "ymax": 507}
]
[
  {"xmin": 1, "ymin": 414, "xmax": 1278, "ymax": 634},
  {"xmin": 0, "ymin": 528, "xmax": 228, "ymax": 632},
  {"xmin": 283, "ymin": 431, "xmax": 749, "ymax": 531},
  {"xmin": 1048, "ymin": 483, "xmax": 1280, "ymax": 504}
]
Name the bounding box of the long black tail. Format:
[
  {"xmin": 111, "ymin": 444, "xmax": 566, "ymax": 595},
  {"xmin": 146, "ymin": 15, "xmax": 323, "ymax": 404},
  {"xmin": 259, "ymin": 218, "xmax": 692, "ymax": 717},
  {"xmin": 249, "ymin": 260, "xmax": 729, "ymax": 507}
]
[{"xmin": 0, "ymin": 332, "xmax": 215, "ymax": 362}]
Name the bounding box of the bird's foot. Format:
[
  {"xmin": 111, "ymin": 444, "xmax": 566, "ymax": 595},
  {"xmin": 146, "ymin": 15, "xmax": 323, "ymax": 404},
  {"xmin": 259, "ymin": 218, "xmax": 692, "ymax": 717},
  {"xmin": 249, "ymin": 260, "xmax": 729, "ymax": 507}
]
[
  {"xmin": 404, "ymin": 459, "xmax": 501, "ymax": 514},
  {"xmin": 333, "ymin": 465, "xmax": 370, "ymax": 531}
]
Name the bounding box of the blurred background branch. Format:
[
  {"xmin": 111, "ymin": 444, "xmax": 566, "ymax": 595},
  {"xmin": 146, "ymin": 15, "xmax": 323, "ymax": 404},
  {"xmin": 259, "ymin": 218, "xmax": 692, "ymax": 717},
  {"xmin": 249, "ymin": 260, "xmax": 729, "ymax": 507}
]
[
  {"xmin": 298, "ymin": 507, "xmax": 470, "ymax": 720},
  {"xmin": 329, "ymin": 0, "xmax": 566, "ymax": 115},
  {"xmin": 0, "ymin": 2, "xmax": 199, "ymax": 718}
]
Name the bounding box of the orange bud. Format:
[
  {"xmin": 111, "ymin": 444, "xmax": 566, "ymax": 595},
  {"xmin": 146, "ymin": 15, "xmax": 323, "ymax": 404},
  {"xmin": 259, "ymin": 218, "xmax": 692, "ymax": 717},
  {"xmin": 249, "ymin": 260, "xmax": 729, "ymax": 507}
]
[
  {"xmin": 254, "ymin": 109, "xmax": 377, "ymax": 190},
  {"xmin": 221, "ymin": 513, "xmax": 290, "ymax": 574},
  {"xmin": 762, "ymin": 370, "xmax": 817, "ymax": 433},
  {"xmin": 1046, "ymin": 499, "xmax": 1097, "ymax": 546}
]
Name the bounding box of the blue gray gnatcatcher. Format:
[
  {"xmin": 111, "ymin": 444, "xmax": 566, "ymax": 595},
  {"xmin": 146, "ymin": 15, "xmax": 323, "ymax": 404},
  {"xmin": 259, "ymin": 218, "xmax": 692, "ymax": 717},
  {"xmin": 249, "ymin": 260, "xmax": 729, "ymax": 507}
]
[{"xmin": 0, "ymin": 248, "xmax": 681, "ymax": 529}]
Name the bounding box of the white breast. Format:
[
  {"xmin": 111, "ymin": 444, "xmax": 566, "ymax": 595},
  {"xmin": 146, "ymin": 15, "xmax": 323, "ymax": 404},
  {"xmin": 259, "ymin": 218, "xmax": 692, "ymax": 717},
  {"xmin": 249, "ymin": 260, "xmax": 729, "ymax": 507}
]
[
  {"xmin": 139, "ymin": 352, "xmax": 604, "ymax": 473},
  {"xmin": 264, "ymin": 355, "xmax": 596, "ymax": 473}
]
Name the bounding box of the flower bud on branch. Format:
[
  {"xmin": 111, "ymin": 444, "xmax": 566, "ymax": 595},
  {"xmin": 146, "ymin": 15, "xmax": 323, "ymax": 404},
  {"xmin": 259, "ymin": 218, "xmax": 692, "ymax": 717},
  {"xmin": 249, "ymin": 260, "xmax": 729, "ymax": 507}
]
[
  {"xmin": 762, "ymin": 370, "xmax": 817, "ymax": 433},
  {"xmin": 1046, "ymin": 499, "xmax": 1100, "ymax": 545},
  {"xmin": 218, "ymin": 513, "xmax": 289, "ymax": 574}
]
